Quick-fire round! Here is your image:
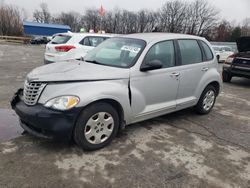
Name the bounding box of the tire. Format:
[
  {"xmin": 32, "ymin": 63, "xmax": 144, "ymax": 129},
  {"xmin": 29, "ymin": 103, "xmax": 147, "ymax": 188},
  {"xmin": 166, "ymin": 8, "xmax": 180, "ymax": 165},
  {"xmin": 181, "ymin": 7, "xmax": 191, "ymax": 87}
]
[
  {"xmin": 216, "ymin": 55, "xmax": 220, "ymax": 63},
  {"xmin": 74, "ymin": 102, "xmax": 119, "ymax": 151},
  {"xmin": 222, "ymin": 71, "xmax": 232, "ymax": 82},
  {"xmin": 195, "ymin": 85, "xmax": 217, "ymax": 115}
]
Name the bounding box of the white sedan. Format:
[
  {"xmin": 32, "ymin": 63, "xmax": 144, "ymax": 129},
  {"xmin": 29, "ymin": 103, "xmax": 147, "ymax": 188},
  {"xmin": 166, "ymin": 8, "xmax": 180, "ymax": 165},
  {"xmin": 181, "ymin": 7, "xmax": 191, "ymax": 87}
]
[
  {"xmin": 212, "ymin": 45, "xmax": 234, "ymax": 62},
  {"xmin": 44, "ymin": 32, "xmax": 115, "ymax": 64}
]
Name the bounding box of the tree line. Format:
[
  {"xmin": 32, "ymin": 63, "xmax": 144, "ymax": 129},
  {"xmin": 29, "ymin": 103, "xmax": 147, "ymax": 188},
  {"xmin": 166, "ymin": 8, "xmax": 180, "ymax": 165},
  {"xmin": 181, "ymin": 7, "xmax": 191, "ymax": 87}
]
[{"xmin": 0, "ymin": 0, "xmax": 250, "ymax": 42}]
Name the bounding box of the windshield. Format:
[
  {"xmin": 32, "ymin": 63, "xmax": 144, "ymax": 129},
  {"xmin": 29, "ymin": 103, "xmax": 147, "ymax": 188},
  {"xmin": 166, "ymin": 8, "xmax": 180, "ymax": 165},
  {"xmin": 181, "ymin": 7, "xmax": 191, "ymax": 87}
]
[{"xmin": 84, "ymin": 37, "xmax": 146, "ymax": 68}]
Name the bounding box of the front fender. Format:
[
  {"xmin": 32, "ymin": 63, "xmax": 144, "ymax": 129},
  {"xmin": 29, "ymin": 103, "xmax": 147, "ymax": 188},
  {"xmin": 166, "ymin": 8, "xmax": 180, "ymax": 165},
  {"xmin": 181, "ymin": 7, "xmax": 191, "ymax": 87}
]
[{"xmin": 38, "ymin": 79, "xmax": 132, "ymax": 123}]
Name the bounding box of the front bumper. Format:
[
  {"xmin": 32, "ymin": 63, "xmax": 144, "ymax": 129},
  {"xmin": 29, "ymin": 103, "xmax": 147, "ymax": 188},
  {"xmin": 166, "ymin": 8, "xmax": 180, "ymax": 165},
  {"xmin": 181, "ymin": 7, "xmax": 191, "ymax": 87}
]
[
  {"xmin": 11, "ymin": 89, "xmax": 81, "ymax": 141},
  {"xmin": 223, "ymin": 65, "xmax": 250, "ymax": 78}
]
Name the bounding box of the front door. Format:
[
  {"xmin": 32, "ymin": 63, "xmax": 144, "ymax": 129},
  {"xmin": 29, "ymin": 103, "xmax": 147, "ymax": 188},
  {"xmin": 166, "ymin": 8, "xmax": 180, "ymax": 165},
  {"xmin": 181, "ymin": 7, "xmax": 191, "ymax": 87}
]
[{"xmin": 130, "ymin": 40, "xmax": 180, "ymax": 123}]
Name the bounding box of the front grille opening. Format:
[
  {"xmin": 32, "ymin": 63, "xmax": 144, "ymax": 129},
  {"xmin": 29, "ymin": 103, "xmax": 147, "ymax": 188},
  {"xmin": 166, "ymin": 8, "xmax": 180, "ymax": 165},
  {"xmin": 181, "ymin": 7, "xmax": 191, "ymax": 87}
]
[
  {"xmin": 23, "ymin": 81, "xmax": 46, "ymax": 105},
  {"xmin": 21, "ymin": 120, "xmax": 52, "ymax": 137}
]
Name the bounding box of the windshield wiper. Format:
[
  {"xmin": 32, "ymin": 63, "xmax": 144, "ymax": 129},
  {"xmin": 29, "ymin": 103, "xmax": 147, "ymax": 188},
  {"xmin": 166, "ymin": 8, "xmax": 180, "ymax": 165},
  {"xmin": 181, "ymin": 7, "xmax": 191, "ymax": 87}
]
[{"xmin": 85, "ymin": 59, "xmax": 104, "ymax": 65}]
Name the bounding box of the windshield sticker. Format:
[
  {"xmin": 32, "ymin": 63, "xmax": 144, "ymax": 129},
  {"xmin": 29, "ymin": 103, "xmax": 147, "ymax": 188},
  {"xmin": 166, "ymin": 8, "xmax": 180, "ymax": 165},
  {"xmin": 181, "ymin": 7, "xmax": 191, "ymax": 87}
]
[{"xmin": 121, "ymin": 46, "xmax": 141, "ymax": 53}]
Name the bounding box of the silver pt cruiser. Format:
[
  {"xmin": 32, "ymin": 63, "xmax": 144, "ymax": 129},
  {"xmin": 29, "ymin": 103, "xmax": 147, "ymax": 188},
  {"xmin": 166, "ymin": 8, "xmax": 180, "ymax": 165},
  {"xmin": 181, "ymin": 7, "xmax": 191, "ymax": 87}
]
[{"xmin": 11, "ymin": 33, "xmax": 222, "ymax": 150}]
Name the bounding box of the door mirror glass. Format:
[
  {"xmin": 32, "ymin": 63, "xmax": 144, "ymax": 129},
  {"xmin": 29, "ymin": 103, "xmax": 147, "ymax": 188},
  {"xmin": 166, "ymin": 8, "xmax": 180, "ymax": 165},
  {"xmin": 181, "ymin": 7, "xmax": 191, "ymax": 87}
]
[{"xmin": 140, "ymin": 60, "xmax": 163, "ymax": 71}]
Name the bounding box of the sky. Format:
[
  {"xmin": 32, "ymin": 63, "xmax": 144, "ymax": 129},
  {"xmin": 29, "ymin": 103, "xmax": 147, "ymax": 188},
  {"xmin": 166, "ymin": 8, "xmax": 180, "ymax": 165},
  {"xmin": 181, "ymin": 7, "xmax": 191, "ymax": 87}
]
[{"xmin": 2, "ymin": 0, "xmax": 250, "ymax": 23}]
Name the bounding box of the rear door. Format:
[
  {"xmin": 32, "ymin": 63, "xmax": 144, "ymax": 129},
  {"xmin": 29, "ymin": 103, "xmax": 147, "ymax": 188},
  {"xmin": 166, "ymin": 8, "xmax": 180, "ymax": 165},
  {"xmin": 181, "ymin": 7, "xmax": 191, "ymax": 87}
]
[{"xmin": 176, "ymin": 39, "xmax": 212, "ymax": 109}]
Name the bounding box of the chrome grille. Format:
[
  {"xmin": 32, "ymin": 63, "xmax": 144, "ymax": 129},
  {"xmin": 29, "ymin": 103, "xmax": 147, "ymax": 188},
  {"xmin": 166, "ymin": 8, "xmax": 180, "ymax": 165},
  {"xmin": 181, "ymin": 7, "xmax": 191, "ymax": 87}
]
[{"xmin": 23, "ymin": 81, "xmax": 46, "ymax": 105}]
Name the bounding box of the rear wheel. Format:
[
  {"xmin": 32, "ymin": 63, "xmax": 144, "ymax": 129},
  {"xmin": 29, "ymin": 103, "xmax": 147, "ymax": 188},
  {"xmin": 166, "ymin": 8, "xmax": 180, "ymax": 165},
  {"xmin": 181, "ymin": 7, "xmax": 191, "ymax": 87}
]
[
  {"xmin": 195, "ymin": 85, "xmax": 217, "ymax": 114},
  {"xmin": 222, "ymin": 71, "xmax": 232, "ymax": 82},
  {"xmin": 74, "ymin": 102, "xmax": 119, "ymax": 151}
]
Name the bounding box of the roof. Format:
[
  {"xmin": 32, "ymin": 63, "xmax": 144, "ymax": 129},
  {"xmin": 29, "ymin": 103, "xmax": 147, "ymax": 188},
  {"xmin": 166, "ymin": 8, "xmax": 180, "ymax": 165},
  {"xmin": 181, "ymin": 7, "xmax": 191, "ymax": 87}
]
[
  {"xmin": 52, "ymin": 32, "xmax": 120, "ymax": 39},
  {"xmin": 121, "ymin": 32, "xmax": 206, "ymax": 43},
  {"xmin": 23, "ymin": 21, "xmax": 71, "ymax": 30},
  {"xmin": 211, "ymin": 45, "xmax": 232, "ymax": 48}
]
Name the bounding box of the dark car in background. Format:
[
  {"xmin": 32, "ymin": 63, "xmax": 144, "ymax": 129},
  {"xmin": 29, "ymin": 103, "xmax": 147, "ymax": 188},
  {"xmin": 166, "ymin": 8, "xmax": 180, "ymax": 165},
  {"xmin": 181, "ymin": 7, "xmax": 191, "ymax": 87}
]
[
  {"xmin": 222, "ymin": 36, "xmax": 250, "ymax": 82},
  {"xmin": 30, "ymin": 36, "xmax": 51, "ymax": 45}
]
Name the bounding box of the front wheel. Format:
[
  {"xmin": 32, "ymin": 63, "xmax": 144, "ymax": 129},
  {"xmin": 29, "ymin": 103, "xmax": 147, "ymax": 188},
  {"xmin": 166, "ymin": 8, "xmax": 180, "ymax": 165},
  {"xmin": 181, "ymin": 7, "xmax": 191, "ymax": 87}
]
[
  {"xmin": 195, "ymin": 85, "xmax": 217, "ymax": 114},
  {"xmin": 222, "ymin": 71, "xmax": 232, "ymax": 82},
  {"xmin": 74, "ymin": 102, "xmax": 119, "ymax": 151}
]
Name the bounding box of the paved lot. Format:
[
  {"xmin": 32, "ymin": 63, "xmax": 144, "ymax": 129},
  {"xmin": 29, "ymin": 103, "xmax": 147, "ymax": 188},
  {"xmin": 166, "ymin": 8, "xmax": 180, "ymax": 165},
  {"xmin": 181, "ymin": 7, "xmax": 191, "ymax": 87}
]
[{"xmin": 0, "ymin": 44, "xmax": 250, "ymax": 188}]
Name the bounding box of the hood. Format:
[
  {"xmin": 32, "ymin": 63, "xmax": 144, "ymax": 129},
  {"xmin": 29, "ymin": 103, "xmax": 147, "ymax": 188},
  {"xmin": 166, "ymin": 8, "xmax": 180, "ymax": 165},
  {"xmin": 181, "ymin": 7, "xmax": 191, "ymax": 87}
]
[
  {"xmin": 27, "ymin": 60, "xmax": 130, "ymax": 82},
  {"xmin": 236, "ymin": 37, "xmax": 250, "ymax": 52}
]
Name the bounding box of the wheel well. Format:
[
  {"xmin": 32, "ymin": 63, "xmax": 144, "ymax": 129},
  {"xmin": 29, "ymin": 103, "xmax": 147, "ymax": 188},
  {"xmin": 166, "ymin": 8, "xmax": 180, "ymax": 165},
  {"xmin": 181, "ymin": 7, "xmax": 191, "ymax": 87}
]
[
  {"xmin": 88, "ymin": 99, "xmax": 125, "ymax": 129},
  {"xmin": 208, "ymin": 81, "xmax": 220, "ymax": 96}
]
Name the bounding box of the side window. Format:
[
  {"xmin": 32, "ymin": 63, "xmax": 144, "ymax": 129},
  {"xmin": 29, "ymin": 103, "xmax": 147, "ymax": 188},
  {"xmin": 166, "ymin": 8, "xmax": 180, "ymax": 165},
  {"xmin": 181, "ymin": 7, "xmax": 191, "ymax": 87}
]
[
  {"xmin": 82, "ymin": 37, "xmax": 90, "ymax": 46},
  {"xmin": 144, "ymin": 40, "xmax": 175, "ymax": 68},
  {"xmin": 88, "ymin": 37, "xmax": 105, "ymax": 47},
  {"xmin": 200, "ymin": 41, "xmax": 213, "ymax": 61},
  {"xmin": 224, "ymin": 47, "xmax": 232, "ymax": 52},
  {"xmin": 178, "ymin": 40, "xmax": 202, "ymax": 65}
]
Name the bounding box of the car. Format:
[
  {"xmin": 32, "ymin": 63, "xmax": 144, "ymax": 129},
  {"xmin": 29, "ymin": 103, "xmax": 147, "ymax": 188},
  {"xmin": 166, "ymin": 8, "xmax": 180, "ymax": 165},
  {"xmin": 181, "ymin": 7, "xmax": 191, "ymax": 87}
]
[
  {"xmin": 44, "ymin": 32, "xmax": 114, "ymax": 64},
  {"xmin": 212, "ymin": 45, "xmax": 234, "ymax": 62},
  {"xmin": 11, "ymin": 33, "xmax": 222, "ymax": 150},
  {"xmin": 222, "ymin": 36, "xmax": 250, "ymax": 82},
  {"xmin": 30, "ymin": 36, "xmax": 50, "ymax": 45}
]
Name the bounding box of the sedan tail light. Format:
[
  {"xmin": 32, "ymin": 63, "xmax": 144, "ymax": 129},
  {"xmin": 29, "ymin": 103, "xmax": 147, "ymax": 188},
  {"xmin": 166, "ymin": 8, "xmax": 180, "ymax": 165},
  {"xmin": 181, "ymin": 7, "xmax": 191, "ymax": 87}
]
[
  {"xmin": 225, "ymin": 54, "xmax": 235, "ymax": 64},
  {"xmin": 55, "ymin": 45, "xmax": 76, "ymax": 52}
]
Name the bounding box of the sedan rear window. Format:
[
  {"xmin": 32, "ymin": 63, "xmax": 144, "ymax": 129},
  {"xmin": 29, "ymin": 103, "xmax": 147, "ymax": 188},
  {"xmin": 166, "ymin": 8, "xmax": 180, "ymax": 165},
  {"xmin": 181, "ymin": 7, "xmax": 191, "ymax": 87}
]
[{"xmin": 51, "ymin": 35, "xmax": 71, "ymax": 44}]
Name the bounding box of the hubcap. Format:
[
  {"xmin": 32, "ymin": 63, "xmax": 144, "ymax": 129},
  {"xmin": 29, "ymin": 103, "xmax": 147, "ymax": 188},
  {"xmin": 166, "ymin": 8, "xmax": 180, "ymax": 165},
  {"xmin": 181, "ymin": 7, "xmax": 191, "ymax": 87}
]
[
  {"xmin": 203, "ymin": 90, "xmax": 215, "ymax": 111},
  {"xmin": 84, "ymin": 112, "xmax": 114, "ymax": 144}
]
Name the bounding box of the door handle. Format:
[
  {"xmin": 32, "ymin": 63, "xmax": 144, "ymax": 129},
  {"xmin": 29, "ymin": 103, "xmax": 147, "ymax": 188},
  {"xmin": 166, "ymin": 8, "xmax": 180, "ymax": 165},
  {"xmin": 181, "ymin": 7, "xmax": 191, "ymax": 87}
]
[
  {"xmin": 201, "ymin": 67, "xmax": 209, "ymax": 72},
  {"xmin": 170, "ymin": 72, "xmax": 180, "ymax": 77}
]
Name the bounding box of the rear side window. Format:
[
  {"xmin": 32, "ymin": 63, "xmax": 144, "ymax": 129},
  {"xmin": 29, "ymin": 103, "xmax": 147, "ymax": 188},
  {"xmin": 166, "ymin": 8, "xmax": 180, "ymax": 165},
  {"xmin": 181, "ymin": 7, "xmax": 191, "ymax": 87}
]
[
  {"xmin": 51, "ymin": 35, "xmax": 71, "ymax": 44},
  {"xmin": 224, "ymin": 47, "xmax": 232, "ymax": 52},
  {"xmin": 144, "ymin": 40, "xmax": 175, "ymax": 68},
  {"xmin": 80, "ymin": 37, "xmax": 109, "ymax": 47},
  {"xmin": 178, "ymin": 40, "xmax": 202, "ymax": 65},
  {"xmin": 200, "ymin": 41, "xmax": 213, "ymax": 61}
]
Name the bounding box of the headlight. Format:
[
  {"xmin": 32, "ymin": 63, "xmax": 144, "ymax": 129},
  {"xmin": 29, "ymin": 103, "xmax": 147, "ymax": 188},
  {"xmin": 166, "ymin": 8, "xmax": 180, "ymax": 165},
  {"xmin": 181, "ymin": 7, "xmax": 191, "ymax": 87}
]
[{"xmin": 44, "ymin": 96, "xmax": 80, "ymax": 110}]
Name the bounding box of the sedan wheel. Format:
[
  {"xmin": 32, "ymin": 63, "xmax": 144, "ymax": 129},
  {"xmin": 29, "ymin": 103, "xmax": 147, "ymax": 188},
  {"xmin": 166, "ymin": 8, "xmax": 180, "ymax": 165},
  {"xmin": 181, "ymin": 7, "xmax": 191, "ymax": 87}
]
[
  {"xmin": 74, "ymin": 102, "xmax": 119, "ymax": 150},
  {"xmin": 195, "ymin": 85, "xmax": 217, "ymax": 114},
  {"xmin": 84, "ymin": 112, "xmax": 114, "ymax": 145},
  {"xmin": 202, "ymin": 90, "xmax": 215, "ymax": 111}
]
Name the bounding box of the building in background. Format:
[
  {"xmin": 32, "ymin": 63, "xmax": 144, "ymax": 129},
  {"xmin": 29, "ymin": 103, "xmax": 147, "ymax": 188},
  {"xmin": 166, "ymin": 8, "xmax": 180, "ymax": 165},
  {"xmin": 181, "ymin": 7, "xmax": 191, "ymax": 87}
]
[{"xmin": 23, "ymin": 21, "xmax": 71, "ymax": 36}]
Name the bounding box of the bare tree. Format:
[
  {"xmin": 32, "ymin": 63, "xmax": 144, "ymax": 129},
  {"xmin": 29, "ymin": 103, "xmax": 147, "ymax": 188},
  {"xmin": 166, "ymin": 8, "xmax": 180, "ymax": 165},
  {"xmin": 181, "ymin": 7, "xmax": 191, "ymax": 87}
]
[
  {"xmin": 0, "ymin": 4, "xmax": 23, "ymax": 36},
  {"xmin": 159, "ymin": 0, "xmax": 187, "ymax": 33},
  {"xmin": 241, "ymin": 18, "xmax": 250, "ymax": 36},
  {"xmin": 185, "ymin": 0, "xmax": 219, "ymax": 36},
  {"xmin": 33, "ymin": 3, "xmax": 51, "ymax": 23},
  {"xmin": 82, "ymin": 8, "xmax": 100, "ymax": 32},
  {"xmin": 53, "ymin": 12, "xmax": 82, "ymax": 32},
  {"xmin": 137, "ymin": 10, "xmax": 158, "ymax": 32}
]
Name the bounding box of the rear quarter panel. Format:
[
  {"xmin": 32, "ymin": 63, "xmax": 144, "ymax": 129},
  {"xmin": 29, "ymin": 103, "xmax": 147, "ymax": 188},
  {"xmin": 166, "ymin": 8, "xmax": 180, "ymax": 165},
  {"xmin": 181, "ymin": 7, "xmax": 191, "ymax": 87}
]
[{"xmin": 194, "ymin": 62, "xmax": 222, "ymax": 101}]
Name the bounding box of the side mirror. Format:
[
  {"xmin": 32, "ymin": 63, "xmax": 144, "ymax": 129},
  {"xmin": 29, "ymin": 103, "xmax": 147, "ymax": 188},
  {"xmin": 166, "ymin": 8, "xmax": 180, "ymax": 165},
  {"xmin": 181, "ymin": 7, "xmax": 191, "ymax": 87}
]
[{"xmin": 140, "ymin": 60, "xmax": 163, "ymax": 72}]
